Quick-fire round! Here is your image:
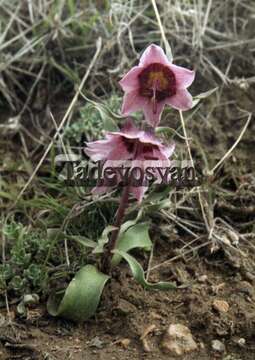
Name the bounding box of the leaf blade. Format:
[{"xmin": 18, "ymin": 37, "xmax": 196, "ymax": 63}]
[
  {"xmin": 111, "ymin": 222, "xmax": 152, "ymax": 266},
  {"xmin": 47, "ymin": 265, "xmax": 110, "ymax": 322},
  {"xmin": 113, "ymin": 250, "xmax": 176, "ymax": 290}
]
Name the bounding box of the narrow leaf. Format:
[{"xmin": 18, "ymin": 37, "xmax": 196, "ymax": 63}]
[
  {"xmin": 93, "ymin": 225, "xmax": 117, "ymax": 254},
  {"xmin": 192, "ymin": 87, "xmax": 218, "ymax": 108},
  {"xmin": 165, "ymin": 40, "xmax": 173, "ymax": 63},
  {"xmin": 113, "ymin": 250, "xmax": 176, "ymax": 290},
  {"xmin": 67, "ymin": 235, "xmax": 97, "ymax": 249}
]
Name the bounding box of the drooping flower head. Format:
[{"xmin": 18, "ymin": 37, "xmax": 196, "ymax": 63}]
[
  {"xmin": 84, "ymin": 119, "xmax": 175, "ymax": 202},
  {"xmin": 119, "ymin": 44, "xmax": 195, "ymax": 127}
]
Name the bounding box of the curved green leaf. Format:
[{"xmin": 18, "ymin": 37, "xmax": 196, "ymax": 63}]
[
  {"xmin": 113, "ymin": 250, "xmax": 176, "ymax": 290},
  {"xmin": 67, "ymin": 235, "xmax": 97, "ymax": 248},
  {"xmin": 93, "ymin": 225, "xmax": 117, "ymax": 254},
  {"xmin": 192, "ymin": 87, "xmax": 218, "ymax": 108},
  {"xmin": 118, "ymin": 208, "xmax": 144, "ymax": 235},
  {"xmin": 111, "ymin": 222, "xmax": 152, "ymax": 266},
  {"xmin": 47, "ymin": 265, "xmax": 110, "ymax": 322}
]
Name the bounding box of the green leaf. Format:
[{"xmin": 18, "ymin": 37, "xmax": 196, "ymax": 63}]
[
  {"xmin": 93, "ymin": 225, "xmax": 117, "ymax": 254},
  {"xmin": 143, "ymin": 187, "xmax": 172, "ymax": 213},
  {"xmin": 47, "ymin": 265, "xmax": 110, "ymax": 322},
  {"xmin": 118, "ymin": 208, "xmax": 144, "ymax": 235},
  {"xmin": 192, "ymin": 87, "xmax": 218, "ymax": 108},
  {"xmin": 49, "ymin": 57, "xmax": 79, "ymax": 83},
  {"xmin": 111, "ymin": 222, "xmax": 152, "ymax": 266},
  {"xmin": 47, "ymin": 229, "xmax": 97, "ymax": 249},
  {"xmin": 145, "ymin": 186, "xmax": 171, "ymax": 203},
  {"xmin": 67, "ymin": 235, "xmax": 97, "ymax": 249},
  {"xmin": 113, "ymin": 250, "xmax": 176, "ymax": 290},
  {"xmin": 165, "ymin": 40, "xmax": 173, "ymax": 63}
]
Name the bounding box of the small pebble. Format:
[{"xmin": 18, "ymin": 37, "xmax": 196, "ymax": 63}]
[
  {"xmin": 161, "ymin": 323, "xmax": 198, "ymax": 356},
  {"xmin": 211, "ymin": 339, "xmax": 226, "ymax": 353},
  {"xmin": 213, "ymin": 299, "xmax": 229, "ymax": 313},
  {"xmin": 198, "ymin": 275, "xmax": 208, "ymax": 283}
]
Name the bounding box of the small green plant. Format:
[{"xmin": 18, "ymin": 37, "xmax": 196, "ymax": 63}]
[
  {"xmin": 64, "ymin": 94, "xmax": 122, "ymax": 142},
  {"xmin": 0, "ymin": 222, "xmax": 50, "ymax": 297}
]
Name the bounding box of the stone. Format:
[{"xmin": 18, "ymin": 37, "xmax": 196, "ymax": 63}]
[
  {"xmin": 89, "ymin": 336, "xmax": 104, "ymax": 349},
  {"xmin": 161, "ymin": 323, "xmax": 198, "ymax": 356},
  {"xmin": 211, "ymin": 339, "xmax": 226, "ymax": 353},
  {"xmin": 114, "ymin": 298, "xmax": 137, "ymax": 315},
  {"xmin": 198, "ymin": 274, "xmax": 208, "ymax": 283},
  {"xmin": 233, "ymin": 337, "xmax": 246, "ymax": 347},
  {"xmin": 213, "ymin": 299, "xmax": 229, "ymax": 313}
]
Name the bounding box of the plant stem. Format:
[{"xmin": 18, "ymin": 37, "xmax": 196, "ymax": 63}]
[{"xmin": 101, "ymin": 185, "xmax": 130, "ymax": 273}]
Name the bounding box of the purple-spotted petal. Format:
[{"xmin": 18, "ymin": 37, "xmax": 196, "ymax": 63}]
[
  {"xmin": 121, "ymin": 90, "xmax": 147, "ymax": 116},
  {"xmin": 119, "ymin": 66, "xmax": 142, "ymax": 92},
  {"xmin": 169, "ymin": 64, "xmax": 195, "ymax": 89},
  {"xmin": 107, "ymin": 142, "xmax": 133, "ymax": 160},
  {"xmin": 166, "ymin": 89, "xmax": 193, "ymax": 111},
  {"xmin": 142, "ymin": 99, "xmax": 166, "ymax": 127},
  {"xmin": 139, "ymin": 44, "xmax": 170, "ymax": 67}
]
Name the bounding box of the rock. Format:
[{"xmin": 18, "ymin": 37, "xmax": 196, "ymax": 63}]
[
  {"xmin": 89, "ymin": 336, "xmax": 104, "ymax": 349},
  {"xmin": 233, "ymin": 337, "xmax": 246, "ymax": 347},
  {"xmin": 161, "ymin": 324, "xmax": 198, "ymax": 356},
  {"xmin": 211, "ymin": 339, "xmax": 226, "ymax": 353},
  {"xmin": 198, "ymin": 275, "xmax": 208, "ymax": 283},
  {"xmin": 113, "ymin": 338, "xmax": 131, "ymax": 349},
  {"xmin": 237, "ymin": 281, "xmax": 254, "ymax": 298},
  {"xmin": 212, "ymin": 282, "xmax": 225, "ymax": 294},
  {"xmin": 142, "ymin": 338, "xmax": 151, "ymax": 352},
  {"xmin": 237, "ymin": 338, "xmax": 246, "ymax": 347},
  {"xmin": 114, "ymin": 298, "xmax": 137, "ymax": 315},
  {"xmin": 213, "ymin": 299, "xmax": 229, "ymax": 313}
]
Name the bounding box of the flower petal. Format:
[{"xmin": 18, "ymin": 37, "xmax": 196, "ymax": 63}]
[
  {"xmin": 107, "ymin": 142, "xmax": 133, "ymax": 160},
  {"xmin": 166, "ymin": 89, "xmax": 193, "ymax": 111},
  {"xmin": 121, "ymin": 89, "xmax": 147, "ymax": 115},
  {"xmin": 142, "ymin": 99, "xmax": 166, "ymax": 127},
  {"xmin": 108, "ymin": 118, "xmax": 142, "ymax": 140},
  {"xmin": 169, "ymin": 64, "xmax": 195, "ymax": 89},
  {"xmin": 84, "ymin": 137, "xmax": 121, "ymax": 161},
  {"xmin": 153, "ymin": 144, "xmax": 175, "ymax": 160},
  {"xmin": 139, "ymin": 44, "xmax": 170, "ymax": 67},
  {"xmin": 160, "ymin": 142, "xmax": 175, "ymax": 159},
  {"xmin": 130, "ymin": 185, "xmax": 148, "ymax": 203},
  {"xmin": 119, "ymin": 66, "xmax": 142, "ymax": 92}
]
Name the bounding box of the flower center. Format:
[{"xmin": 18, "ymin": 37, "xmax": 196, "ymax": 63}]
[
  {"xmin": 138, "ymin": 63, "xmax": 176, "ymax": 113},
  {"xmin": 122, "ymin": 138, "xmax": 158, "ymax": 160},
  {"xmin": 123, "ymin": 138, "xmax": 136, "ymax": 154}
]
